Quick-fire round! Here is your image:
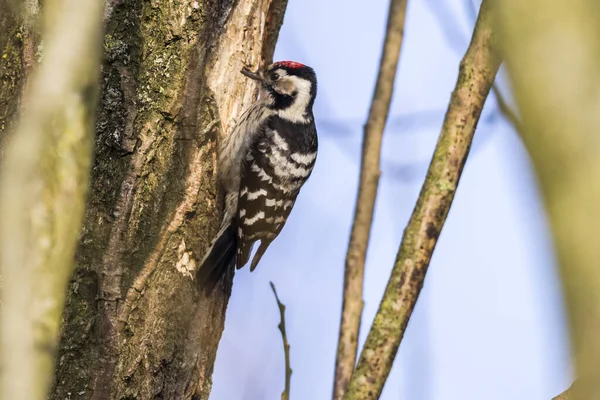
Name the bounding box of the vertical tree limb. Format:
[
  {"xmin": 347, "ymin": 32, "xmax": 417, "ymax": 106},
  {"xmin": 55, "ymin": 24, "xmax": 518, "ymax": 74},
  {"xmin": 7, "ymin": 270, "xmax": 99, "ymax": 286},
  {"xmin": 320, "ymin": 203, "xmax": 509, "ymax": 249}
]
[
  {"xmin": 495, "ymin": 0, "xmax": 600, "ymax": 398},
  {"xmin": 333, "ymin": 0, "xmax": 409, "ymax": 398},
  {"xmin": 0, "ymin": 1, "xmax": 104, "ymax": 399},
  {"xmin": 270, "ymin": 282, "xmax": 292, "ymax": 400},
  {"xmin": 342, "ymin": 1, "xmax": 501, "ymax": 398}
]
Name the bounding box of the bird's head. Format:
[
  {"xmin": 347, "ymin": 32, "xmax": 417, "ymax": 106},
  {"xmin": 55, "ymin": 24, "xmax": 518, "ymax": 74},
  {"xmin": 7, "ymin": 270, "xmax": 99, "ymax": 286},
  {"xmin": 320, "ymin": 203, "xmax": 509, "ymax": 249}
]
[{"xmin": 241, "ymin": 60, "xmax": 317, "ymax": 123}]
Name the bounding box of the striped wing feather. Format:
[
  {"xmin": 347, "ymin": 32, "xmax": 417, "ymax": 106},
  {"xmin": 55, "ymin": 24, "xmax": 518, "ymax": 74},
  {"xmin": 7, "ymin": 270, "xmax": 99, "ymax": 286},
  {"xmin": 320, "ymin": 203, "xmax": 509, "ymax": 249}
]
[{"xmin": 235, "ymin": 117, "xmax": 317, "ymax": 271}]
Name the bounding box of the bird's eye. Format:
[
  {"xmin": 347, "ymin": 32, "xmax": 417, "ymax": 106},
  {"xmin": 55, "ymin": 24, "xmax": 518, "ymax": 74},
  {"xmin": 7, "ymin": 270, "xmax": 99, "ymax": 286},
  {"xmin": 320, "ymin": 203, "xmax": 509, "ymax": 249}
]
[{"xmin": 270, "ymin": 72, "xmax": 280, "ymax": 81}]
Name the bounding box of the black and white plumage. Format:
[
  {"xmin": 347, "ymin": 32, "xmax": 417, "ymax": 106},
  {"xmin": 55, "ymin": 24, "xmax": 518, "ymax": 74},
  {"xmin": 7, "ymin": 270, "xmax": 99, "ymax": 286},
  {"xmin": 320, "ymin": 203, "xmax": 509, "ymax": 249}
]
[{"xmin": 197, "ymin": 61, "xmax": 318, "ymax": 292}]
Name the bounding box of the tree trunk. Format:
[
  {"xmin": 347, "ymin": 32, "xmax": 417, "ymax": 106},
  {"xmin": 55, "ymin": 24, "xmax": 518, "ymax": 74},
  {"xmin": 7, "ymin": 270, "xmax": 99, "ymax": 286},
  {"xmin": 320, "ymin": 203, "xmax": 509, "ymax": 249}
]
[{"xmin": 1, "ymin": 0, "xmax": 288, "ymax": 398}]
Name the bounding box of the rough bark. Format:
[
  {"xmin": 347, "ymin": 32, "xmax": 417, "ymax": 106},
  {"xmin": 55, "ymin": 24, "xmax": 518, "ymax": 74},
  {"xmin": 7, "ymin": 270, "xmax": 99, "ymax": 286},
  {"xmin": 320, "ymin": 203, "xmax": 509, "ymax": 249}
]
[
  {"xmin": 495, "ymin": 0, "xmax": 600, "ymax": 398},
  {"xmin": 342, "ymin": 1, "xmax": 501, "ymax": 398},
  {"xmin": 0, "ymin": 0, "xmax": 288, "ymax": 399},
  {"xmin": 333, "ymin": 1, "xmax": 408, "ymax": 398},
  {"xmin": 0, "ymin": 0, "xmax": 27, "ymax": 138}
]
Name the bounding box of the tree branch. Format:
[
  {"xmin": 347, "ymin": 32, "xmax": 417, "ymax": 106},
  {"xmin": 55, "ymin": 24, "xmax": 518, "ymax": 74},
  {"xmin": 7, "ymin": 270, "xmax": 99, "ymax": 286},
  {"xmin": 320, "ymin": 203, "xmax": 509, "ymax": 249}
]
[
  {"xmin": 270, "ymin": 282, "xmax": 292, "ymax": 400},
  {"xmin": 0, "ymin": 1, "xmax": 104, "ymax": 399},
  {"xmin": 333, "ymin": 0, "xmax": 409, "ymax": 398},
  {"xmin": 492, "ymin": 84, "xmax": 522, "ymax": 133},
  {"xmin": 342, "ymin": 0, "xmax": 501, "ymax": 398},
  {"xmin": 496, "ymin": 0, "xmax": 600, "ymax": 397}
]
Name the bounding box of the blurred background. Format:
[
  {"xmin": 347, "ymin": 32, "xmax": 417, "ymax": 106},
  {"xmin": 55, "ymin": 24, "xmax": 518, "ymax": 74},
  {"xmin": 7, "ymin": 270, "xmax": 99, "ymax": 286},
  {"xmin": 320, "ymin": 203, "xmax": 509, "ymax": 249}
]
[{"xmin": 209, "ymin": 0, "xmax": 572, "ymax": 399}]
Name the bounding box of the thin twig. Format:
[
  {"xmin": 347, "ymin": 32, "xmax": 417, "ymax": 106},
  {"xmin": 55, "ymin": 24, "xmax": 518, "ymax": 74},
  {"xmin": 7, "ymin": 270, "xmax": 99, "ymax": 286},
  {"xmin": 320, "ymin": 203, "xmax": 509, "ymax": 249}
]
[
  {"xmin": 342, "ymin": 1, "xmax": 501, "ymax": 398},
  {"xmin": 333, "ymin": 0, "xmax": 409, "ymax": 398},
  {"xmin": 270, "ymin": 282, "xmax": 292, "ymax": 400},
  {"xmin": 492, "ymin": 84, "xmax": 522, "ymax": 133}
]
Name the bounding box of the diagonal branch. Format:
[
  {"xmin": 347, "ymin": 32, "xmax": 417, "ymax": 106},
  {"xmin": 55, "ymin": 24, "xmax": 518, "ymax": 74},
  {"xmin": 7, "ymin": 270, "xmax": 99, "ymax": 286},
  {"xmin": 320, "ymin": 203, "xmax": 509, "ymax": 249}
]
[
  {"xmin": 333, "ymin": 0, "xmax": 409, "ymax": 398},
  {"xmin": 270, "ymin": 282, "xmax": 292, "ymax": 400},
  {"xmin": 342, "ymin": 0, "xmax": 501, "ymax": 398}
]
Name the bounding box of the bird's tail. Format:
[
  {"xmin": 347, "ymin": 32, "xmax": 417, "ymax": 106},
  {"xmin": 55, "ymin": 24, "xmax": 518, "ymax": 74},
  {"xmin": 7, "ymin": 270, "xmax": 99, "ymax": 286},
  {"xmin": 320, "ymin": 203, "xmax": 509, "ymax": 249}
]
[{"xmin": 196, "ymin": 222, "xmax": 237, "ymax": 294}]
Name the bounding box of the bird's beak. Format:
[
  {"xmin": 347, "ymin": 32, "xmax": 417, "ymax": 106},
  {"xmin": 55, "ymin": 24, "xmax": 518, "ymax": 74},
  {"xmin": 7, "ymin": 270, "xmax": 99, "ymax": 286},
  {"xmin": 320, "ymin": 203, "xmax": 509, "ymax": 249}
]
[{"xmin": 241, "ymin": 66, "xmax": 264, "ymax": 83}]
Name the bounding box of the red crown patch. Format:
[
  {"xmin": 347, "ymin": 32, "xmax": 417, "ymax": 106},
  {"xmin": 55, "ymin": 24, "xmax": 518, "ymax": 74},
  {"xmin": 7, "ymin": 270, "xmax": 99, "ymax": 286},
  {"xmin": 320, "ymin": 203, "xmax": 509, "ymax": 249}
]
[{"xmin": 274, "ymin": 61, "xmax": 306, "ymax": 69}]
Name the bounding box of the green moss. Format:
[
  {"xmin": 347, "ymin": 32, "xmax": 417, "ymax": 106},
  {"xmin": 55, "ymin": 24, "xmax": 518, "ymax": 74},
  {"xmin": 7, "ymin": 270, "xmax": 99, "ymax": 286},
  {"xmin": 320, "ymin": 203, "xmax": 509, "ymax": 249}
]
[
  {"xmin": 0, "ymin": 24, "xmax": 24, "ymax": 134},
  {"xmin": 103, "ymin": 33, "xmax": 129, "ymax": 63},
  {"xmin": 53, "ymin": 266, "xmax": 97, "ymax": 398}
]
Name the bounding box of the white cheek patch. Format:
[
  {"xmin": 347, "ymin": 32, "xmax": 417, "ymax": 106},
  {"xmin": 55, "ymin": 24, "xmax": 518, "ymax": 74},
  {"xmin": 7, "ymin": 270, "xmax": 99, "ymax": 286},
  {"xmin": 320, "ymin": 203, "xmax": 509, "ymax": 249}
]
[{"xmin": 277, "ymin": 76, "xmax": 312, "ymax": 123}]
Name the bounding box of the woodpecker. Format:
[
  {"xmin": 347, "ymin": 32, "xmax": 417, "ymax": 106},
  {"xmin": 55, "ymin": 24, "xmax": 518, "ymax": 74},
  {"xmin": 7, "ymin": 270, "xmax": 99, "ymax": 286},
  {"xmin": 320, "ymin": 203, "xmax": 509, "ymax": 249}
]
[{"xmin": 196, "ymin": 61, "xmax": 318, "ymax": 292}]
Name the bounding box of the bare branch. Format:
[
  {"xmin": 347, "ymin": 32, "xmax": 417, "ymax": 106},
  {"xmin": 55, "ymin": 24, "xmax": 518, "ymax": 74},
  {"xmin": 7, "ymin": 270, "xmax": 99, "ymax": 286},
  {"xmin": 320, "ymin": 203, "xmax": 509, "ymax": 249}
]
[
  {"xmin": 333, "ymin": 0, "xmax": 409, "ymax": 397},
  {"xmin": 492, "ymin": 84, "xmax": 522, "ymax": 133},
  {"xmin": 342, "ymin": 1, "xmax": 501, "ymax": 398},
  {"xmin": 270, "ymin": 282, "xmax": 292, "ymax": 400},
  {"xmin": 496, "ymin": 0, "xmax": 600, "ymax": 397},
  {"xmin": 0, "ymin": 1, "xmax": 104, "ymax": 399}
]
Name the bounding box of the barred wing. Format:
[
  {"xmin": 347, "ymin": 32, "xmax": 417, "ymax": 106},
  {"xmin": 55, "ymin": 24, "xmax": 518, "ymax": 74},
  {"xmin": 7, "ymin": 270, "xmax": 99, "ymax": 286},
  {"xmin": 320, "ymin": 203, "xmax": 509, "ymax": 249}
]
[{"xmin": 235, "ymin": 124, "xmax": 317, "ymax": 271}]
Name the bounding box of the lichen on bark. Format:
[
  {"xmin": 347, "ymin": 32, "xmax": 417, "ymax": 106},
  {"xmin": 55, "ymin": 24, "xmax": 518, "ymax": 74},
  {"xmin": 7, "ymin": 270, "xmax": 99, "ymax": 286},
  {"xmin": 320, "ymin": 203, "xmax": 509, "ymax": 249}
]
[{"xmin": 0, "ymin": 2, "xmax": 25, "ymax": 136}]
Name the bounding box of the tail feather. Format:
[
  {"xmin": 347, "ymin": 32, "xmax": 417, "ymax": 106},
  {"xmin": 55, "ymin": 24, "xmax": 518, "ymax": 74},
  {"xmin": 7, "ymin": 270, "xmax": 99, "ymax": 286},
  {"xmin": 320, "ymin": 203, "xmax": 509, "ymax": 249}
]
[
  {"xmin": 249, "ymin": 239, "xmax": 272, "ymax": 272},
  {"xmin": 196, "ymin": 223, "xmax": 237, "ymax": 294}
]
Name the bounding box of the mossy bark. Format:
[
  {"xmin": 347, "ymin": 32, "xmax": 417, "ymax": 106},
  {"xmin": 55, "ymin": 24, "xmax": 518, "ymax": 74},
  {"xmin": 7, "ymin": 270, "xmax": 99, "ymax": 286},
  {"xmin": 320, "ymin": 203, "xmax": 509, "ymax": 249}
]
[
  {"xmin": 1, "ymin": 0, "xmax": 288, "ymax": 399},
  {"xmin": 0, "ymin": 1, "xmax": 25, "ymax": 136}
]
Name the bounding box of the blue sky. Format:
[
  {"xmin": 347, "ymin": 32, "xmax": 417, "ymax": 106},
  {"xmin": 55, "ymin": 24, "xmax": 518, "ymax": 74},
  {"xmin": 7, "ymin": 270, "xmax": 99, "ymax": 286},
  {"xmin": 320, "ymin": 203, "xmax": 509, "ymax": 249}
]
[{"xmin": 210, "ymin": 0, "xmax": 572, "ymax": 399}]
